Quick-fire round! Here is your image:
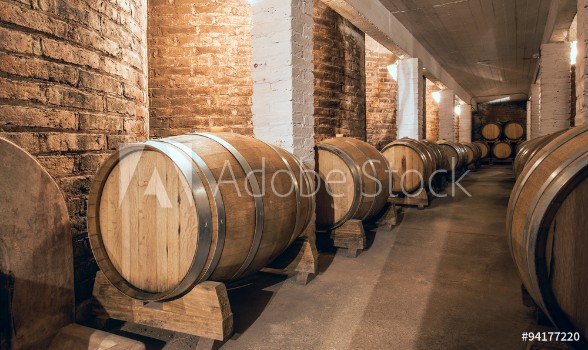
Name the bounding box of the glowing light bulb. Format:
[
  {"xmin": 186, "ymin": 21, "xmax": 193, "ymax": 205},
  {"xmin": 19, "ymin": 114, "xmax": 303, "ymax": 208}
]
[
  {"xmin": 387, "ymin": 64, "xmax": 398, "ymax": 80},
  {"xmin": 571, "ymin": 41, "xmax": 578, "ymax": 65},
  {"xmin": 432, "ymin": 91, "xmax": 441, "ymax": 104}
]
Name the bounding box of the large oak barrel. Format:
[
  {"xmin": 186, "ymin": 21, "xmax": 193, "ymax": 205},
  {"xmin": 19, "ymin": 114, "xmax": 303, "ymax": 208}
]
[
  {"xmin": 463, "ymin": 143, "xmax": 482, "ymax": 165},
  {"xmin": 492, "ymin": 141, "xmax": 512, "ymax": 159},
  {"xmin": 513, "ymin": 131, "xmax": 567, "ymax": 178},
  {"xmin": 316, "ymin": 137, "xmax": 390, "ymax": 231},
  {"xmin": 88, "ymin": 132, "xmax": 314, "ymax": 301},
  {"xmin": 473, "ymin": 141, "xmax": 490, "ymax": 159},
  {"xmin": 481, "ymin": 122, "xmax": 502, "ymax": 141},
  {"xmin": 381, "ymin": 138, "xmax": 436, "ymax": 195},
  {"xmin": 507, "ymin": 125, "xmax": 588, "ymax": 346},
  {"xmin": 437, "ymin": 140, "xmax": 468, "ymax": 173},
  {"xmin": 503, "ymin": 122, "xmax": 524, "ymax": 141}
]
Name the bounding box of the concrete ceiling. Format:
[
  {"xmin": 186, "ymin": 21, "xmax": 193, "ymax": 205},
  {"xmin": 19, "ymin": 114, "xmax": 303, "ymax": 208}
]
[{"xmin": 378, "ymin": 0, "xmax": 553, "ymax": 103}]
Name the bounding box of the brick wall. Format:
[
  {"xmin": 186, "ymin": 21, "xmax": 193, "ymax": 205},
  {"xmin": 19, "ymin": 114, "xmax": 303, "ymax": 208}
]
[
  {"xmin": 313, "ymin": 0, "xmax": 366, "ymax": 142},
  {"xmin": 148, "ymin": 0, "xmax": 253, "ymax": 137},
  {"xmin": 425, "ymin": 80, "xmax": 440, "ymax": 141},
  {"xmin": 365, "ymin": 35, "xmax": 397, "ymax": 150},
  {"xmin": 0, "ymin": 0, "xmax": 148, "ymax": 308},
  {"xmin": 473, "ymin": 101, "xmax": 527, "ymax": 141}
]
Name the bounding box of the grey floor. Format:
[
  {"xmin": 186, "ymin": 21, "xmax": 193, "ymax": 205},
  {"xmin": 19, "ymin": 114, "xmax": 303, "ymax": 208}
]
[{"xmin": 114, "ymin": 166, "xmax": 550, "ymax": 349}]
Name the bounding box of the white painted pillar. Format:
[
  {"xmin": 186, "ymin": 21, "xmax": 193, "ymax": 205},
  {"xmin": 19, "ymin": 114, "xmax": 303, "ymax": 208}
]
[
  {"xmin": 530, "ymin": 83, "xmax": 541, "ymax": 139},
  {"xmin": 526, "ymin": 100, "xmax": 532, "ymax": 141},
  {"xmin": 458, "ymin": 105, "xmax": 472, "ymax": 143},
  {"xmin": 539, "ymin": 43, "xmax": 571, "ymax": 135},
  {"xmin": 396, "ymin": 58, "xmax": 424, "ymax": 139},
  {"xmin": 251, "ymin": 0, "xmax": 315, "ymax": 166},
  {"xmin": 438, "ymin": 90, "xmax": 455, "ymax": 141},
  {"xmin": 577, "ymin": 0, "xmax": 588, "ymax": 126}
]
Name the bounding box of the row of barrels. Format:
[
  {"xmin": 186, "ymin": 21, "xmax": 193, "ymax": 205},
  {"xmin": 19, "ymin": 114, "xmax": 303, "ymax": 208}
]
[
  {"xmin": 507, "ymin": 125, "xmax": 588, "ymax": 345},
  {"xmin": 87, "ymin": 133, "xmax": 482, "ymax": 302},
  {"xmin": 315, "ymin": 138, "xmax": 483, "ymax": 230},
  {"xmin": 481, "ymin": 121, "xmax": 525, "ymax": 141}
]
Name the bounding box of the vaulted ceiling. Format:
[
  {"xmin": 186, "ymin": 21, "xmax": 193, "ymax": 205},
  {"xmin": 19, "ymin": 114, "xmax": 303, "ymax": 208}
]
[{"xmin": 378, "ymin": 0, "xmax": 553, "ymax": 102}]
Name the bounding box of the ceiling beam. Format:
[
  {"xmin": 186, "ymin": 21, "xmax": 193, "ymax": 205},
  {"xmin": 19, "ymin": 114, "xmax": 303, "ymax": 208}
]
[{"xmin": 320, "ymin": 0, "xmax": 474, "ymax": 107}]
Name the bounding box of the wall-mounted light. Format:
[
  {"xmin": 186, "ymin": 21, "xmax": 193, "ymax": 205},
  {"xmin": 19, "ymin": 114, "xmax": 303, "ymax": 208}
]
[
  {"xmin": 387, "ymin": 64, "xmax": 398, "ymax": 80},
  {"xmin": 432, "ymin": 91, "xmax": 441, "ymax": 104},
  {"xmin": 454, "ymin": 104, "xmax": 462, "ymax": 116},
  {"xmin": 571, "ymin": 41, "xmax": 578, "ymax": 65}
]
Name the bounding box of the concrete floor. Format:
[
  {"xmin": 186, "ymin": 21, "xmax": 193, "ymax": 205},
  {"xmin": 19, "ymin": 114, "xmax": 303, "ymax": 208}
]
[{"xmin": 111, "ymin": 166, "xmax": 551, "ymax": 349}]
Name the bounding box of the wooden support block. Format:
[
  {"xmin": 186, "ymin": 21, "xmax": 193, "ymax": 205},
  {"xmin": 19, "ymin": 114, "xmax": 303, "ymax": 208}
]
[
  {"xmin": 388, "ymin": 190, "xmax": 429, "ymax": 210},
  {"xmin": 49, "ymin": 324, "xmax": 146, "ymax": 350},
  {"xmin": 331, "ymin": 219, "xmax": 366, "ymax": 258},
  {"xmin": 261, "ymin": 222, "xmax": 318, "ymax": 285},
  {"xmin": 378, "ymin": 203, "xmax": 399, "ymax": 230},
  {"xmin": 92, "ymin": 272, "xmax": 233, "ymax": 344}
]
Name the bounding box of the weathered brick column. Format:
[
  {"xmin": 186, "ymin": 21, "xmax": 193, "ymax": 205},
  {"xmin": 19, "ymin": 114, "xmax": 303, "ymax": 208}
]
[
  {"xmin": 251, "ymin": 0, "xmax": 315, "ymax": 166},
  {"xmin": 425, "ymin": 80, "xmax": 441, "ymax": 141},
  {"xmin": 438, "ymin": 90, "xmax": 455, "ymax": 141},
  {"xmin": 540, "ymin": 43, "xmax": 571, "ymax": 135},
  {"xmin": 366, "ymin": 36, "xmax": 398, "ymax": 150},
  {"xmin": 396, "ymin": 58, "xmax": 423, "ymax": 139},
  {"xmin": 0, "ymin": 0, "xmax": 148, "ymax": 310}
]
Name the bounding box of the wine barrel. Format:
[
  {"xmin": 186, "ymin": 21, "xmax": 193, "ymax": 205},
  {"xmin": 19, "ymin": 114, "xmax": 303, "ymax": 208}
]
[
  {"xmin": 513, "ymin": 130, "xmax": 567, "ymax": 178},
  {"xmin": 437, "ymin": 140, "xmax": 468, "ymax": 173},
  {"xmin": 503, "ymin": 122, "xmax": 524, "ymax": 141},
  {"xmin": 316, "ymin": 137, "xmax": 390, "ymax": 231},
  {"xmin": 481, "ymin": 122, "xmax": 501, "ymax": 141},
  {"xmin": 463, "ymin": 143, "xmax": 482, "ymax": 165},
  {"xmin": 422, "ymin": 139, "xmax": 447, "ymax": 171},
  {"xmin": 473, "ymin": 141, "xmax": 490, "ymax": 159},
  {"xmin": 492, "ymin": 141, "xmax": 512, "ymax": 159},
  {"xmin": 507, "ymin": 125, "xmax": 588, "ymax": 346},
  {"xmin": 88, "ymin": 132, "xmax": 314, "ymax": 301},
  {"xmin": 381, "ymin": 138, "xmax": 436, "ymax": 195}
]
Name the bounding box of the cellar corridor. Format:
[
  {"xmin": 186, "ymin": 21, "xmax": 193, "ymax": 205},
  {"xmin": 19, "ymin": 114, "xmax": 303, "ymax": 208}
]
[{"xmin": 111, "ymin": 167, "xmax": 546, "ymax": 350}]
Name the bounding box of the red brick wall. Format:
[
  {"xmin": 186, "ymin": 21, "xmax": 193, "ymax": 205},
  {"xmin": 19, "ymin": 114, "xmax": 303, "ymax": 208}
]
[
  {"xmin": 425, "ymin": 80, "xmax": 440, "ymax": 141},
  {"xmin": 148, "ymin": 0, "xmax": 253, "ymax": 137},
  {"xmin": 473, "ymin": 101, "xmax": 527, "ymax": 141},
  {"xmin": 365, "ymin": 36, "xmax": 397, "ymax": 150},
  {"xmin": 313, "ymin": 0, "xmax": 366, "ymax": 142},
  {"xmin": 0, "ymin": 0, "xmax": 148, "ymax": 306}
]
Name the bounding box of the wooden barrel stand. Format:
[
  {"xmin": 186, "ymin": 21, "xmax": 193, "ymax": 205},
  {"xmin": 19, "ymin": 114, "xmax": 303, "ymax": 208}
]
[{"xmin": 87, "ymin": 132, "xmax": 319, "ymax": 347}]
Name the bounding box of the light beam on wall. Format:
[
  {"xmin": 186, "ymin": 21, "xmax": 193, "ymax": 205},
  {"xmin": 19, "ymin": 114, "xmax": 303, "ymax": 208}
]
[
  {"xmin": 432, "ymin": 91, "xmax": 441, "ymax": 104},
  {"xmin": 454, "ymin": 104, "xmax": 461, "ymax": 116},
  {"xmin": 387, "ymin": 64, "xmax": 398, "ymax": 80},
  {"xmin": 571, "ymin": 41, "xmax": 578, "ymax": 65}
]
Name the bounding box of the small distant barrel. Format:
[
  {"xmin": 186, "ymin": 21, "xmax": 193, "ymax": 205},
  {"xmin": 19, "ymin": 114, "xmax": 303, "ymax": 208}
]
[
  {"xmin": 421, "ymin": 139, "xmax": 447, "ymax": 172},
  {"xmin": 381, "ymin": 138, "xmax": 436, "ymax": 195},
  {"xmin": 437, "ymin": 140, "xmax": 468, "ymax": 173},
  {"xmin": 473, "ymin": 141, "xmax": 490, "ymax": 159},
  {"xmin": 481, "ymin": 122, "xmax": 502, "ymax": 141},
  {"xmin": 316, "ymin": 137, "xmax": 390, "ymax": 231},
  {"xmin": 513, "ymin": 130, "xmax": 568, "ymax": 178},
  {"xmin": 463, "ymin": 143, "xmax": 482, "ymax": 165},
  {"xmin": 492, "ymin": 141, "xmax": 513, "ymax": 160},
  {"xmin": 503, "ymin": 122, "xmax": 524, "ymax": 141},
  {"xmin": 507, "ymin": 125, "xmax": 588, "ymax": 346}
]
